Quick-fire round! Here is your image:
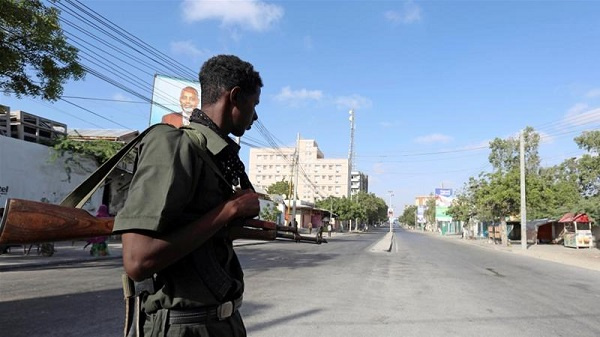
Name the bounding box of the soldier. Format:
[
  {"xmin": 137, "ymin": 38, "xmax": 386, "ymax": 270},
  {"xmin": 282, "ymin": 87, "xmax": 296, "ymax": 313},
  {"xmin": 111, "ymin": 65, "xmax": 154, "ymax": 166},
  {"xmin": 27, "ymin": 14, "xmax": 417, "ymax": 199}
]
[{"xmin": 114, "ymin": 55, "xmax": 263, "ymax": 337}]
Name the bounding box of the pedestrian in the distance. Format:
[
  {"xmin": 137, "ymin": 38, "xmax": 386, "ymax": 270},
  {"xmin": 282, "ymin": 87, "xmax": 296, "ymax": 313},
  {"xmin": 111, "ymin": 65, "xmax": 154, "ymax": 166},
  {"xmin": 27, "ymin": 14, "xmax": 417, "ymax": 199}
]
[{"xmin": 86, "ymin": 204, "xmax": 110, "ymax": 256}]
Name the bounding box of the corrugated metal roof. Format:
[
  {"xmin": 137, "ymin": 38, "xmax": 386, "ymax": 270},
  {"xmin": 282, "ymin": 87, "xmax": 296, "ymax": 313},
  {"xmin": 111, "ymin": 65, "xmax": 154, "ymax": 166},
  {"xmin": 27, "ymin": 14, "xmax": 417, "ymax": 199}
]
[
  {"xmin": 68, "ymin": 129, "xmax": 139, "ymax": 142},
  {"xmin": 68, "ymin": 129, "xmax": 138, "ymax": 138}
]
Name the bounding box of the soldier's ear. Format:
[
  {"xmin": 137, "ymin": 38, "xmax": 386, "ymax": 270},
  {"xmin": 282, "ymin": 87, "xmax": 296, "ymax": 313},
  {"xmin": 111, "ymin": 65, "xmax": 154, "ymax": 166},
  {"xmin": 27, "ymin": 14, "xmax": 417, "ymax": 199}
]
[{"xmin": 230, "ymin": 86, "xmax": 242, "ymax": 105}]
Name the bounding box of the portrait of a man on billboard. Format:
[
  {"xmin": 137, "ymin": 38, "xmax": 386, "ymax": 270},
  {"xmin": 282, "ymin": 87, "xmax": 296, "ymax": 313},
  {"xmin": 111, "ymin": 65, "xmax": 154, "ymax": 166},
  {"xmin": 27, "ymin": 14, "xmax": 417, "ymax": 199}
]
[{"xmin": 149, "ymin": 75, "xmax": 201, "ymax": 127}]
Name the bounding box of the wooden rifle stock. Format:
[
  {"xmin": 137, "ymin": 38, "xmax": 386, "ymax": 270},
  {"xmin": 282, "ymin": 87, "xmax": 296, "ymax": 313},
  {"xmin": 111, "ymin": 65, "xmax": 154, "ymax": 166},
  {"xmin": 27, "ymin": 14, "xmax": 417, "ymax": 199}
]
[
  {"xmin": 0, "ymin": 198, "xmax": 114, "ymax": 244},
  {"xmin": 0, "ymin": 199, "xmax": 327, "ymax": 245}
]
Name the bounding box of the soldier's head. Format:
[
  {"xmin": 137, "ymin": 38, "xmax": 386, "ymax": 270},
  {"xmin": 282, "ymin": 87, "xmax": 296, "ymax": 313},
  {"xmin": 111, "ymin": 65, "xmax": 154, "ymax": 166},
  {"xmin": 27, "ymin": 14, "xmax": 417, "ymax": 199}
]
[{"xmin": 199, "ymin": 55, "xmax": 263, "ymax": 137}]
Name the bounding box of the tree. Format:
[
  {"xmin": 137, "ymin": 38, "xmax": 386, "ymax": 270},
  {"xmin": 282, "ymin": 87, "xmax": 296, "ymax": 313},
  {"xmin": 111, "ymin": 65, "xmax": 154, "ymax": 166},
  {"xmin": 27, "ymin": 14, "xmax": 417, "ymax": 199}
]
[
  {"xmin": 399, "ymin": 205, "xmax": 417, "ymax": 228},
  {"xmin": 260, "ymin": 204, "xmax": 281, "ymax": 223},
  {"xmin": 354, "ymin": 191, "xmax": 388, "ymax": 225},
  {"xmin": 425, "ymin": 195, "xmax": 436, "ymax": 225},
  {"xmin": 574, "ymin": 131, "xmax": 600, "ymax": 197},
  {"xmin": 1, "ymin": 0, "xmax": 85, "ymax": 100},
  {"xmin": 488, "ymin": 126, "xmax": 540, "ymax": 174},
  {"xmin": 447, "ymin": 192, "xmax": 473, "ymax": 224},
  {"xmin": 266, "ymin": 180, "xmax": 293, "ymax": 198},
  {"xmin": 52, "ymin": 138, "xmax": 124, "ymax": 165}
]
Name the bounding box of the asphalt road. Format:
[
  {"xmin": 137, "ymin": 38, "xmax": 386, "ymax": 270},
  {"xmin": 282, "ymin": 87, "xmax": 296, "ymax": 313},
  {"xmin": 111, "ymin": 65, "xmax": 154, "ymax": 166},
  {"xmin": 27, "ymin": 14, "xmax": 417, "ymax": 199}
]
[{"xmin": 1, "ymin": 227, "xmax": 599, "ymax": 337}]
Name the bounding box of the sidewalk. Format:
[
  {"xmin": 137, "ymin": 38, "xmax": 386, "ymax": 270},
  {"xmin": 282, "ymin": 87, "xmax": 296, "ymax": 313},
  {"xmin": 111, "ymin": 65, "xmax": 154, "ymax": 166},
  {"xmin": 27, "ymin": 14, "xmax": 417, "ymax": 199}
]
[
  {"xmin": 414, "ymin": 229, "xmax": 600, "ymax": 272},
  {"xmin": 0, "ymin": 231, "xmax": 349, "ymax": 272}
]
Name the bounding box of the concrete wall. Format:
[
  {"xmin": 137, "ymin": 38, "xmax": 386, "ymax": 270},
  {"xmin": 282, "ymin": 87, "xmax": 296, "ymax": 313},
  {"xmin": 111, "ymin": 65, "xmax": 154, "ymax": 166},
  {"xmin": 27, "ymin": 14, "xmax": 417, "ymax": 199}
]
[{"xmin": 0, "ymin": 136, "xmax": 102, "ymax": 214}]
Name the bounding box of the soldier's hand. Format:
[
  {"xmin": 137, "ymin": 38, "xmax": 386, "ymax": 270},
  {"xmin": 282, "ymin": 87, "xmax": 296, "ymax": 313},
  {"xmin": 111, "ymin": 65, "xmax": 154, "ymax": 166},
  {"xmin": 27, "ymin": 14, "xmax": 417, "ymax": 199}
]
[{"xmin": 229, "ymin": 189, "xmax": 260, "ymax": 220}]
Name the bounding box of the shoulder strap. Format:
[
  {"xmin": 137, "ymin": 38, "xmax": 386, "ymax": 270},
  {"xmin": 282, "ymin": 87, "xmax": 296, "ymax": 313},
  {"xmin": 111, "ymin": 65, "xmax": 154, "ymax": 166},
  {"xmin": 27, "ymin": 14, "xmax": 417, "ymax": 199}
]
[
  {"xmin": 181, "ymin": 128, "xmax": 235, "ymax": 193},
  {"xmin": 60, "ymin": 124, "xmax": 170, "ymax": 208}
]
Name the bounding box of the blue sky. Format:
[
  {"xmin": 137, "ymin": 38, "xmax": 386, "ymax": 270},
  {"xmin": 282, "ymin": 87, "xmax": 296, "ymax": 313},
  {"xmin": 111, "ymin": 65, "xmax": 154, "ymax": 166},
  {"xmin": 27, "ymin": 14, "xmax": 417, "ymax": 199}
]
[{"xmin": 3, "ymin": 0, "xmax": 600, "ymax": 210}]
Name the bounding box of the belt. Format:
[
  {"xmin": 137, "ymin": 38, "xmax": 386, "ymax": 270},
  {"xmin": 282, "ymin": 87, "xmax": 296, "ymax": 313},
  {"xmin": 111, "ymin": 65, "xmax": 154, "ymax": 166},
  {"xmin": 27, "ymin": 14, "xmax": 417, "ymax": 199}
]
[{"xmin": 168, "ymin": 296, "xmax": 243, "ymax": 324}]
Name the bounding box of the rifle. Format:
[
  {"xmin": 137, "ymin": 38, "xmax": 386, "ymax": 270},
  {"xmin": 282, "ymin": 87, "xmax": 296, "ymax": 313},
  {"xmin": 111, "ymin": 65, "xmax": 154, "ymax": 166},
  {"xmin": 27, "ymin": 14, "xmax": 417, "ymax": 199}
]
[{"xmin": 0, "ymin": 198, "xmax": 327, "ymax": 245}]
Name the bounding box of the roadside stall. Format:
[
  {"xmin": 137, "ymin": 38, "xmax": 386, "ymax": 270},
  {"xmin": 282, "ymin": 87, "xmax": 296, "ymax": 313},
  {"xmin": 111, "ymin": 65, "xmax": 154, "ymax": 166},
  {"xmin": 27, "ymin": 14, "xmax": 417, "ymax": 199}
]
[
  {"xmin": 526, "ymin": 218, "xmax": 558, "ymax": 244},
  {"xmin": 559, "ymin": 213, "xmax": 593, "ymax": 249}
]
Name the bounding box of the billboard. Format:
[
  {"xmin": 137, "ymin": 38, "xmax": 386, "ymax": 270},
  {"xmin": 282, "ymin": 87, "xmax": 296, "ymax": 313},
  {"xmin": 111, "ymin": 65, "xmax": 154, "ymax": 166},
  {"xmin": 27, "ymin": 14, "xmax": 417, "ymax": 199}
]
[
  {"xmin": 417, "ymin": 205, "xmax": 426, "ymax": 223},
  {"xmin": 435, "ymin": 188, "xmax": 453, "ymax": 222},
  {"xmin": 149, "ymin": 74, "xmax": 201, "ymax": 127}
]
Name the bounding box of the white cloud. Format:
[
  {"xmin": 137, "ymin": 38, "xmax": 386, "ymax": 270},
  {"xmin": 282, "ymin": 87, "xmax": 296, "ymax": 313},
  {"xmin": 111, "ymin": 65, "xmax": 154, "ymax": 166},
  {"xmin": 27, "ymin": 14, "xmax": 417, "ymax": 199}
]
[
  {"xmin": 274, "ymin": 86, "xmax": 323, "ymax": 105},
  {"xmin": 334, "ymin": 94, "xmax": 373, "ymax": 110},
  {"xmin": 181, "ymin": 0, "xmax": 284, "ymax": 32},
  {"xmin": 564, "ymin": 103, "xmax": 600, "ymax": 126},
  {"xmin": 112, "ymin": 93, "xmax": 133, "ymax": 102},
  {"xmin": 585, "ymin": 88, "xmax": 600, "ymax": 98},
  {"xmin": 458, "ymin": 140, "xmax": 491, "ymax": 151},
  {"xmin": 384, "ymin": 1, "xmax": 422, "ymax": 25},
  {"xmin": 414, "ymin": 133, "xmax": 453, "ymax": 144},
  {"xmin": 170, "ymin": 40, "xmax": 207, "ymax": 59}
]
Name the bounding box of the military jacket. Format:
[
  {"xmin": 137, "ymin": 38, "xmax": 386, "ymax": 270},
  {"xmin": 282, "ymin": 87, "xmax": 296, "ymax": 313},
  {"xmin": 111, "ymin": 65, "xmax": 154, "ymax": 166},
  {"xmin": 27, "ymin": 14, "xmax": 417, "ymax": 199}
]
[{"xmin": 113, "ymin": 123, "xmax": 244, "ymax": 313}]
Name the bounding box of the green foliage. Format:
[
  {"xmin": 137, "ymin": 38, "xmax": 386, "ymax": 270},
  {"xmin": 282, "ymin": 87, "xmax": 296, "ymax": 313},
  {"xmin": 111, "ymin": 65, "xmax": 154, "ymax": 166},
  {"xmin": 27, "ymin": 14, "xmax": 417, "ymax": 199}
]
[
  {"xmin": 1, "ymin": 0, "xmax": 85, "ymax": 100},
  {"xmin": 315, "ymin": 194, "xmax": 387, "ymax": 224},
  {"xmin": 52, "ymin": 138, "xmax": 124, "ymax": 165},
  {"xmin": 447, "ymin": 193, "xmax": 472, "ymax": 224},
  {"xmin": 573, "ymin": 131, "xmax": 600, "ymax": 197},
  {"xmin": 450, "ymin": 129, "xmax": 600, "ymax": 225},
  {"xmin": 574, "ymin": 130, "xmax": 600, "ymax": 153},
  {"xmin": 266, "ymin": 180, "xmax": 293, "ymax": 198},
  {"xmin": 354, "ymin": 191, "xmax": 388, "ymax": 224},
  {"xmin": 399, "ymin": 205, "xmax": 417, "ymax": 227},
  {"xmin": 260, "ymin": 203, "xmax": 281, "ymax": 222},
  {"xmin": 488, "ymin": 126, "xmax": 541, "ymax": 174},
  {"xmin": 425, "ymin": 195, "xmax": 436, "ymax": 224}
]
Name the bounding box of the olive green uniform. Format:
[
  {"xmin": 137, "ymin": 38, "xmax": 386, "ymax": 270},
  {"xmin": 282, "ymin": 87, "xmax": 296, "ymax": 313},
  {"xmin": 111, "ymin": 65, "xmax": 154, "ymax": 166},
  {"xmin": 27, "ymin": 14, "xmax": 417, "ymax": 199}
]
[{"xmin": 114, "ymin": 123, "xmax": 246, "ymax": 337}]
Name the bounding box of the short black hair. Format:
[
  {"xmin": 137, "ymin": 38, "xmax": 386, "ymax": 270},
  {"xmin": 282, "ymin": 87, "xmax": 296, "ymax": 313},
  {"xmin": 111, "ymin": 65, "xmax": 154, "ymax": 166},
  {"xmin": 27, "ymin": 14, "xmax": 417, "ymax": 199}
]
[{"xmin": 199, "ymin": 55, "xmax": 263, "ymax": 105}]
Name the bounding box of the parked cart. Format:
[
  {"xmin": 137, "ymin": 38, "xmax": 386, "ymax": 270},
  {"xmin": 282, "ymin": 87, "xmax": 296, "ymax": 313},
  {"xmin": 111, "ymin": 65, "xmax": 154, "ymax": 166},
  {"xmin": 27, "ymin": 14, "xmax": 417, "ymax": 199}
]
[{"xmin": 559, "ymin": 213, "xmax": 593, "ymax": 249}]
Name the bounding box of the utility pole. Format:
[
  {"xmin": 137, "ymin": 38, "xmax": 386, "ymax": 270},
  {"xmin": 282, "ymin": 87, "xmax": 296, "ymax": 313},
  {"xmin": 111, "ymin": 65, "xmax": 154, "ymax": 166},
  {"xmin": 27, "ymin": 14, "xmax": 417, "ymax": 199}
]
[
  {"xmin": 348, "ymin": 109, "xmax": 355, "ymax": 231},
  {"xmin": 520, "ymin": 130, "xmax": 527, "ymax": 250},
  {"xmin": 291, "ymin": 133, "xmax": 300, "ymax": 229},
  {"xmin": 286, "ymin": 154, "xmax": 294, "ymax": 223},
  {"xmin": 348, "ymin": 109, "xmax": 355, "ymax": 175},
  {"xmin": 388, "ymin": 190, "xmax": 394, "ymax": 233}
]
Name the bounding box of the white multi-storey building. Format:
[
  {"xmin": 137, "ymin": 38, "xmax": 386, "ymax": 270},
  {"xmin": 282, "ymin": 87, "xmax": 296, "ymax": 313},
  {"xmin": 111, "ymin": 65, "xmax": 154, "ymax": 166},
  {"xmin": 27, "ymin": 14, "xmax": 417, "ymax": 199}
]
[
  {"xmin": 248, "ymin": 139, "xmax": 350, "ymax": 203},
  {"xmin": 350, "ymin": 171, "xmax": 369, "ymax": 197}
]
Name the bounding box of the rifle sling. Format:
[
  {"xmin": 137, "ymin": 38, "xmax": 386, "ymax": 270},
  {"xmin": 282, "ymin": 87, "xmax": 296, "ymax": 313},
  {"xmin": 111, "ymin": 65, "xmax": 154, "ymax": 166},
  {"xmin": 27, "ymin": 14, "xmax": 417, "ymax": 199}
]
[
  {"xmin": 181, "ymin": 128, "xmax": 235, "ymax": 193},
  {"xmin": 60, "ymin": 124, "xmax": 167, "ymax": 208}
]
